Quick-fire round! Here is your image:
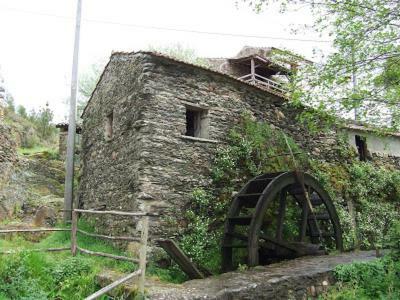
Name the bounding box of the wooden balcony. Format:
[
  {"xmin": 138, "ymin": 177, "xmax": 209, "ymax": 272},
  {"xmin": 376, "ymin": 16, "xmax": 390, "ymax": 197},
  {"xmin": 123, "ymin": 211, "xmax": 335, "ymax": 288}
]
[{"xmin": 238, "ymin": 73, "xmax": 289, "ymax": 98}]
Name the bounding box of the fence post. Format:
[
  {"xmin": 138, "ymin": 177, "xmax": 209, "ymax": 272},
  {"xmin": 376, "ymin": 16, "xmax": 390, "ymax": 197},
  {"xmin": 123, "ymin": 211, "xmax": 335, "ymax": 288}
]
[
  {"xmin": 71, "ymin": 210, "xmax": 78, "ymax": 256},
  {"xmin": 138, "ymin": 216, "xmax": 149, "ymax": 294}
]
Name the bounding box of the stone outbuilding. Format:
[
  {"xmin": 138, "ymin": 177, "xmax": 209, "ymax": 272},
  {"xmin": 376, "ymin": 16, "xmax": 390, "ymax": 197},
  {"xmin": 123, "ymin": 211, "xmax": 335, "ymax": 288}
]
[
  {"xmin": 55, "ymin": 123, "xmax": 82, "ymax": 160},
  {"xmin": 78, "ymin": 47, "xmax": 400, "ymax": 236}
]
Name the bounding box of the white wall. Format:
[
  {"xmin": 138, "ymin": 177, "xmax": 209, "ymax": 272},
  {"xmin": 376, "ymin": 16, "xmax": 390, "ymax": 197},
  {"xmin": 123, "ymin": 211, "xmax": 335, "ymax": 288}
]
[{"xmin": 345, "ymin": 129, "xmax": 400, "ymax": 157}]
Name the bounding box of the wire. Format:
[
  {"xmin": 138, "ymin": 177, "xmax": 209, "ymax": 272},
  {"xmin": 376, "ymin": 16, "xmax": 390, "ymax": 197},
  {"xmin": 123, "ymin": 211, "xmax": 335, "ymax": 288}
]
[{"xmin": 0, "ymin": 5, "xmax": 332, "ymax": 43}]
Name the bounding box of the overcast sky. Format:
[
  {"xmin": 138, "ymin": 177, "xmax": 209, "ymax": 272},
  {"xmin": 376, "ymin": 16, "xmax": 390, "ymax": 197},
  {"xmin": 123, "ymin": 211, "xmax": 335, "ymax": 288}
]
[{"xmin": 0, "ymin": 0, "xmax": 333, "ymax": 122}]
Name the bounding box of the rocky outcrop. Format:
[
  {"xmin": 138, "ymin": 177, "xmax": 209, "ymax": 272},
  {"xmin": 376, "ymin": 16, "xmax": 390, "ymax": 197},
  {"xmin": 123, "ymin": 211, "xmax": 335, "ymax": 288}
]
[
  {"xmin": 0, "ymin": 153, "xmax": 65, "ymax": 223},
  {"xmin": 0, "ymin": 122, "xmax": 17, "ymax": 191}
]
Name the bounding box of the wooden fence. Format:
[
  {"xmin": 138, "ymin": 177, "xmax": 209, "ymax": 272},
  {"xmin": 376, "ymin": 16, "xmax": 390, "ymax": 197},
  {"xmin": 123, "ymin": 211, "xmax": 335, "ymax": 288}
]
[{"xmin": 0, "ymin": 208, "xmax": 155, "ymax": 299}]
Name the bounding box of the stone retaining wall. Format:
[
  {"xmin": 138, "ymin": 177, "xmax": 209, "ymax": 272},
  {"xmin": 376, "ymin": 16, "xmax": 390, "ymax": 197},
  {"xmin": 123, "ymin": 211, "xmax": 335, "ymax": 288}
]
[{"xmin": 148, "ymin": 251, "xmax": 377, "ymax": 299}]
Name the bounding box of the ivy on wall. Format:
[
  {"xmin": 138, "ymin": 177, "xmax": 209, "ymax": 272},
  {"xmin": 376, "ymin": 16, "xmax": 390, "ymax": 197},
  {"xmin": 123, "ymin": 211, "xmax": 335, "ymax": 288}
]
[{"xmin": 176, "ymin": 115, "xmax": 400, "ymax": 273}]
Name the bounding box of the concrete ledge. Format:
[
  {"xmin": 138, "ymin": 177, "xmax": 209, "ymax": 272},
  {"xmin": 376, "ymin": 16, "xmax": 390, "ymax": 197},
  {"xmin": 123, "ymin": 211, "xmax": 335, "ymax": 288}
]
[{"xmin": 148, "ymin": 251, "xmax": 378, "ymax": 299}]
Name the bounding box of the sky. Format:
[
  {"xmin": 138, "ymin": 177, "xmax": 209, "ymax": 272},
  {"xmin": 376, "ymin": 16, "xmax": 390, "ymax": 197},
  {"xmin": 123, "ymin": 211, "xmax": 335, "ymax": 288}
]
[{"xmin": 0, "ymin": 0, "xmax": 333, "ymax": 122}]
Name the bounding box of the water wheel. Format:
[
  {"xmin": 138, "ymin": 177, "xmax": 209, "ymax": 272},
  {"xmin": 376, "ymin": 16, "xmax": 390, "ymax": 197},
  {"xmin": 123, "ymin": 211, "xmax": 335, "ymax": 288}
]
[{"xmin": 221, "ymin": 171, "xmax": 343, "ymax": 272}]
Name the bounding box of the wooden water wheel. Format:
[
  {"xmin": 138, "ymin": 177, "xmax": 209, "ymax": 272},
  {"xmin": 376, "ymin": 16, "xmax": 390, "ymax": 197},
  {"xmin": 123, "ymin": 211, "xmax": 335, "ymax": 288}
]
[{"xmin": 221, "ymin": 171, "xmax": 343, "ymax": 272}]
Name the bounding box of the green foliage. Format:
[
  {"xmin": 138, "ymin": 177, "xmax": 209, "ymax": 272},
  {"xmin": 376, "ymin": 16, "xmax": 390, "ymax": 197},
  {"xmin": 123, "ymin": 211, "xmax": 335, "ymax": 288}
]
[
  {"xmin": 17, "ymin": 105, "xmax": 28, "ymax": 118},
  {"xmin": 4, "ymin": 101, "xmax": 57, "ymax": 150},
  {"xmin": 310, "ymin": 160, "xmax": 400, "ymax": 250},
  {"xmin": 243, "ymin": 0, "xmax": 400, "ymax": 128},
  {"xmin": 388, "ymin": 220, "xmax": 400, "ymax": 260},
  {"xmin": 0, "ymin": 221, "xmax": 140, "ymax": 299},
  {"xmin": 78, "ymin": 60, "xmax": 107, "ymax": 116},
  {"xmin": 179, "ymin": 189, "xmax": 222, "ymax": 274},
  {"xmin": 212, "ymin": 114, "xmax": 308, "ymax": 189},
  {"xmin": 326, "ymin": 258, "xmax": 400, "ymax": 299},
  {"xmin": 175, "ymin": 115, "xmax": 400, "ymax": 279}
]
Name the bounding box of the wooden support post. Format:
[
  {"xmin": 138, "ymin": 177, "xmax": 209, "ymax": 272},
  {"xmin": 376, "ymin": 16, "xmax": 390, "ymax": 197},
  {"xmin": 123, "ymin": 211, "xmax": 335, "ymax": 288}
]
[
  {"xmin": 138, "ymin": 216, "xmax": 149, "ymax": 295},
  {"xmin": 299, "ymin": 199, "xmax": 309, "ymax": 242},
  {"xmin": 71, "ymin": 210, "xmax": 78, "ymax": 256},
  {"xmin": 276, "ymin": 189, "xmax": 287, "ymax": 241},
  {"xmin": 251, "ymin": 58, "xmax": 255, "ymax": 83}
]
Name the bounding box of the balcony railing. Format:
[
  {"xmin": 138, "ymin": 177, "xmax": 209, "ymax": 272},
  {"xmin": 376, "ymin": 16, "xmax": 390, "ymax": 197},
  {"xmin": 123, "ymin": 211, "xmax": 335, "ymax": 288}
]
[{"xmin": 237, "ymin": 73, "xmax": 289, "ymax": 98}]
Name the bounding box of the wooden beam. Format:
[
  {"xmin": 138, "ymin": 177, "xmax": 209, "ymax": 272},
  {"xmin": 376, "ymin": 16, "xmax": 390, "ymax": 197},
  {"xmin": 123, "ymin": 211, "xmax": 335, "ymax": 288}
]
[
  {"xmin": 71, "ymin": 210, "xmax": 78, "ymax": 256},
  {"xmin": 276, "ymin": 189, "xmax": 287, "ymax": 241},
  {"xmin": 77, "ymin": 229, "xmax": 141, "ymax": 242},
  {"xmin": 74, "ymin": 209, "xmax": 158, "ymax": 217},
  {"xmin": 138, "ymin": 216, "xmax": 149, "ymax": 294},
  {"xmin": 251, "ymin": 58, "xmax": 255, "ymax": 82},
  {"xmin": 0, "ymin": 228, "xmax": 69, "ymax": 233},
  {"xmin": 84, "ymin": 270, "xmax": 141, "ymax": 300},
  {"xmin": 77, "ymin": 246, "xmax": 139, "ymax": 263},
  {"xmin": 0, "ymin": 247, "xmax": 70, "ymax": 254},
  {"xmin": 157, "ymin": 239, "xmax": 204, "ymax": 279}
]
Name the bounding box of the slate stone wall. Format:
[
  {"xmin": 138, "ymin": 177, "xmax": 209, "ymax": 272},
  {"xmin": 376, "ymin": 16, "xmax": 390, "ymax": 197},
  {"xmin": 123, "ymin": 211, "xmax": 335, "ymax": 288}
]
[
  {"xmin": 79, "ymin": 52, "xmax": 399, "ymax": 237},
  {"xmin": 79, "ymin": 53, "xmax": 153, "ymax": 235}
]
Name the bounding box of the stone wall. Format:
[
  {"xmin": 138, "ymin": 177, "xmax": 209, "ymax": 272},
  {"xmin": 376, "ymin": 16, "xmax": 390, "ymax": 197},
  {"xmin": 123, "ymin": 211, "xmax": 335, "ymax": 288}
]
[
  {"xmin": 79, "ymin": 52, "xmax": 345, "ymax": 237},
  {"xmin": 79, "ymin": 53, "xmax": 151, "ymax": 235},
  {"xmin": 79, "ymin": 52, "xmax": 400, "ymax": 238},
  {"xmin": 148, "ymin": 251, "xmax": 377, "ymax": 299},
  {"xmin": 135, "ymin": 54, "xmax": 342, "ymax": 223}
]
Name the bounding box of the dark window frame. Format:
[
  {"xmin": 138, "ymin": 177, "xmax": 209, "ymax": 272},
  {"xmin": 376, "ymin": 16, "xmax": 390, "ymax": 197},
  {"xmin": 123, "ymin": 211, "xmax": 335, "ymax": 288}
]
[{"xmin": 184, "ymin": 106, "xmax": 209, "ymax": 139}]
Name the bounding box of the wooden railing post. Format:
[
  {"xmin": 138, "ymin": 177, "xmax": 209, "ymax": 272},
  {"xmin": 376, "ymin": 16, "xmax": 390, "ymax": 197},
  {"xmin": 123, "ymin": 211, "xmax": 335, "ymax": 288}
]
[
  {"xmin": 71, "ymin": 210, "xmax": 78, "ymax": 256},
  {"xmin": 138, "ymin": 216, "xmax": 149, "ymax": 294}
]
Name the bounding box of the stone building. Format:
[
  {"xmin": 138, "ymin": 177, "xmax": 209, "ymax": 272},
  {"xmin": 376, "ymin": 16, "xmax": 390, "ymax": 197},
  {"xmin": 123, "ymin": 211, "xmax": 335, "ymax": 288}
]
[
  {"xmin": 79, "ymin": 47, "xmax": 400, "ymax": 235},
  {"xmin": 55, "ymin": 123, "xmax": 82, "ymax": 160}
]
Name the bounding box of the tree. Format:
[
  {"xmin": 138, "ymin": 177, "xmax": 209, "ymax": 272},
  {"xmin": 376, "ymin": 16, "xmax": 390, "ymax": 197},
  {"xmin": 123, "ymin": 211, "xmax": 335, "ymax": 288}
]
[
  {"xmin": 5, "ymin": 95, "xmax": 15, "ymax": 113},
  {"xmin": 76, "ymin": 61, "xmax": 106, "ymax": 117},
  {"xmin": 17, "ymin": 105, "xmax": 28, "ymax": 119},
  {"xmin": 243, "ymin": 0, "xmax": 400, "ymax": 128},
  {"xmin": 35, "ymin": 102, "xmax": 55, "ymax": 139}
]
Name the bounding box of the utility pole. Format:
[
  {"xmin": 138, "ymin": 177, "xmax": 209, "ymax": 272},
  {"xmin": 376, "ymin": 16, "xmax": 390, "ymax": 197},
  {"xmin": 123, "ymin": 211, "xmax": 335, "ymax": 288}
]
[{"xmin": 64, "ymin": 0, "xmax": 82, "ymax": 222}]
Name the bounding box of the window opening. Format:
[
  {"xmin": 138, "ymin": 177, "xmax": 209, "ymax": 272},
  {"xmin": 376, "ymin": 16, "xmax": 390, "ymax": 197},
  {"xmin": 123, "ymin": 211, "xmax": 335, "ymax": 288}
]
[{"xmin": 185, "ymin": 107, "xmax": 209, "ymax": 138}]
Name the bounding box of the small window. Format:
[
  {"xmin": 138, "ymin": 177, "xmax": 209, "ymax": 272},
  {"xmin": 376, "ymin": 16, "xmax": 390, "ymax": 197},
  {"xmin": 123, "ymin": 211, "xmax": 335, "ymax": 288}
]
[
  {"xmin": 185, "ymin": 106, "xmax": 209, "ymax": 138},
  {"xmin": 355, "ymin": 135, "xmax": 367, "ymax": 161},
  {"xmin": 105, "ymin": 112, "xmax": 113, "ymax": 140}
]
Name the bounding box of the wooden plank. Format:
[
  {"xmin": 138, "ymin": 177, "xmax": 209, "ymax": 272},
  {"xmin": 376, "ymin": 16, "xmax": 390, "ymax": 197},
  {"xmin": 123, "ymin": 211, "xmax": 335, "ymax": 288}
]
[
  {"xmin": 71, "ymin": 210, "xmax": 78, "ymax": 256},
  {"xmin": 157, "ymin": 239, "xmax": 204, "ymax": 279},
  {"xmin": 0, "ymin": 247, "xmax": 70, "ymax": 254},
  {"xmin": 74, "ymin": 209, "xmax": 159, "ymax": 217},
  {"xmin": 77, "ymin": 246, "xmax": 139, "ymax": 263},
  {"xmin": 138, "ymin": 216, "xmax": 149, "ymax": 294},
  {"xmin": 251, "ymin": 58, "xmax": 255, "ymax": 81},
  {"xmin": 0, "ymin": 228, "xmax": 70, "ymax": 233},
  {"xmin": 276, "ymin": 189, "xmax": 287, "ymax": 241},
  {"xmin": 84, "ymin": 269, "xmax": 141, "ymax": 300},
  {"xmin": 77, "ymin": 229, "xmax": 141, "ymax": 242},
  {"xmin": 299, "ymin": 199, "xmax": 309, "ymax": 242}
]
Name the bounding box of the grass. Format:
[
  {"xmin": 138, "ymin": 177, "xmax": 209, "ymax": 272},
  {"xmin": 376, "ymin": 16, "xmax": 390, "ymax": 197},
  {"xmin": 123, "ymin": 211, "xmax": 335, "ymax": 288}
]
[
  {"xmin": 17, "ymin": 146, "xmax": 58, "ymax": 158},
  {"xmin": 0, "ymin": 219, "xmax": 187, "ymax": 299}
]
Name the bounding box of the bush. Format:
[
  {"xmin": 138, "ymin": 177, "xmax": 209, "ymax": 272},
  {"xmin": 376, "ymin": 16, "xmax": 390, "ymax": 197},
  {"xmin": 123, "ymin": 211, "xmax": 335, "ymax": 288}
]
[{"xmin": 327, "ymin": 258, "xmax": 400, "ymax": 299}]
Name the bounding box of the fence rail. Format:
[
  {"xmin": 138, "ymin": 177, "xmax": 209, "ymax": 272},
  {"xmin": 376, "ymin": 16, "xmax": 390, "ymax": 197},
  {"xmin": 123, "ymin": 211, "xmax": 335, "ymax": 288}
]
[
  {"xmin": 72, "ymin": 209, "xmax": 150, "ymax": 298},
  {"xmin": 84, "ymin": 269, "xmax": 142, "ymax": 300},
  {"xmin": 0, "ymin": 208, "xmax": 153, "ymax": 299},
  {"xmin": 237, "ymin": 73, "xmax": 289, "ymax": 97}
]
